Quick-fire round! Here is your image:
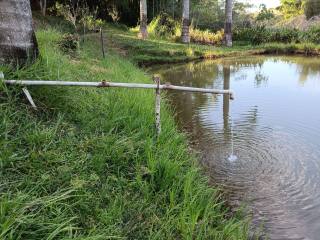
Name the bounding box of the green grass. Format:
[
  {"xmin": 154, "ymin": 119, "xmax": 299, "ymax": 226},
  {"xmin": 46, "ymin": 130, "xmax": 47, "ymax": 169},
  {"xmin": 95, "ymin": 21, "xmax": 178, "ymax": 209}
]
[
  {"xmin": 261, "ymin": 42, "xmax": 320, "ymax": 55},
  {"xmin": 0, "ymin": 27, "xmax": 249, "ymax": 239},
  {"xmin": 104, "ymin": 25, "xmax": 320, "ymax": 66},
  {"xmin": 105, "ymin": 25, "xmax": 260, "ymax": 66}
]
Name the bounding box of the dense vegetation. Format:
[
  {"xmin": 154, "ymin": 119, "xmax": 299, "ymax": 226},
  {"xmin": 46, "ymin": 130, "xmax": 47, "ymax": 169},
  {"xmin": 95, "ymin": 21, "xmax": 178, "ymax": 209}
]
[
  {"xmin": 31, "ymin": 0, "xmax": 249, "ymax": 28},
  {"xmin": 233, "ymin": 25, "xmax": 320, "ymax": 45},
  {"xmin": 30, "ymin": 0, "xmax": 320, "ymax": 47},
  {"xmin": 2, "ymin": 0, "xmax": 320, "ymax": 238},
  {"xmin": 0, "ymin": 25, "xmax": 250, "ymax": 239}
]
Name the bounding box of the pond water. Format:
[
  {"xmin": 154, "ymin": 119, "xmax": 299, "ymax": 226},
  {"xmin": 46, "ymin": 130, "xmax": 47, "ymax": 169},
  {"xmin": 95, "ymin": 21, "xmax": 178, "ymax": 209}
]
[{"xmin": 149, "ymin": 56, "xmax": 320, "ymax": 240}]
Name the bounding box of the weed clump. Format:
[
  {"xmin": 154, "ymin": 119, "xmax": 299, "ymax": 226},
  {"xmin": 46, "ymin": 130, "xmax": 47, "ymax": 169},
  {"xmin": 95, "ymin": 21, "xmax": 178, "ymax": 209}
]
[
  {"xmin": 148, "ymin": 13, "xmax": 180, "ymax": 39},
  {"xmin": 58, "ymin": 33, "xmax": 80, "ymax": 52}
]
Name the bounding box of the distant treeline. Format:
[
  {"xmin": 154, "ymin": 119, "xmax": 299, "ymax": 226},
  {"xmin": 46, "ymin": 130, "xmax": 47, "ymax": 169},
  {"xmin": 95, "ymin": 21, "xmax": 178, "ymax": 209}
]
[{"xmin": 30, "ymin": 0, "xmax": 251, "ymax": 29}]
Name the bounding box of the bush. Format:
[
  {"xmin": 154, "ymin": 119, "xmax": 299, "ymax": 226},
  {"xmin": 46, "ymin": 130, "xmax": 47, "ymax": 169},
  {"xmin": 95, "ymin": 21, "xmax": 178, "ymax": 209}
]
[
  {"xmin": 302, "ymin": 26, "xmax": 320, "ymax": 44},
  {"xmin": 148, "ymin": 13, "xmax": 180, "ymax": 39},
  {"xmin": 147, "ymin": 14, "xmax": 223, "ymax": 45},
  {"xmin": 233, "ymin": 26, "xmax": 316, "ymax": 45},
  {"xmin": 233, "ymin": 26, "xmax": 269, "ymax": 45},
  {"xmin": 80, "ymin": 16, "xmax": 104, "ymax": 31},
  {"xmin": 58, "ymin": 33, "xmax": 80, "ymax": 52},
  {"xmin": 270, "ymin": 28, "xmax": 299, "ymax": 43},
  {"xmin": 190, "ymin": 28, "xmax": 224, "ymax": 45}
]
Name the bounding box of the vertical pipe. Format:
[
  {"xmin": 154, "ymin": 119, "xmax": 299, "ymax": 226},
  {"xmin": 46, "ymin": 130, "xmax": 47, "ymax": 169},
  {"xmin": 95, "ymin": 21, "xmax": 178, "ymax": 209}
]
[
  {"xmin": 22, "ymin": 87, "xmax": 37, "ymax": 110},
  {"xmin": 154, "ymin": 75, "xmax": 161, "ymax": 136}
]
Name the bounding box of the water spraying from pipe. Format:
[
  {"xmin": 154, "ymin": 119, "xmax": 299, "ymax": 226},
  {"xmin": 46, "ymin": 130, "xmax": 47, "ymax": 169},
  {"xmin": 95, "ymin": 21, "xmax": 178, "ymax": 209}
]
[{"xmin": 228, "ymin": 117, "xmax": 238, "ymax": 162}]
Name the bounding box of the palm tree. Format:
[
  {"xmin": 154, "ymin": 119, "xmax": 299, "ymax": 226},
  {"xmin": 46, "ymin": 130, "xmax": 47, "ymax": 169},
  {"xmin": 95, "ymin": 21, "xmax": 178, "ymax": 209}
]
[
  {"xmin": 39, "ymin": 0, "xmax": 47, "ymax": 16},
  {"xmin": 0, "ymin": 0, "xmax": 38, "ymax": 66},
  {"xmin": 181, "ymin": 0, "xmax": 190, "ymax": 43},
  {"xmin": 224, "ymin": 0, "xmax": 233, "ymax": 47},
  {"xmin": 223, "ymin": 65, "xmax": 231, "ymax": 130},
  {"xmin": 139, "ymin": 0, "xmax": 148, "ymax": 39}
]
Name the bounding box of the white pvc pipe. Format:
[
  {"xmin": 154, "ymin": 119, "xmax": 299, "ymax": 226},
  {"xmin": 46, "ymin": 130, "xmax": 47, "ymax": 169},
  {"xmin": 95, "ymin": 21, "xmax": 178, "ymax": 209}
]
[{"xmin": 3, "ymin": 80, "xmax": 235, "ymax": 100}]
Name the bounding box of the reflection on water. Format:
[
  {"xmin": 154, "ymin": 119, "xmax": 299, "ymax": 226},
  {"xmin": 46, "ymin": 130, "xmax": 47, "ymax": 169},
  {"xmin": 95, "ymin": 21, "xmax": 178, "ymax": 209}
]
[{"xmin": 149, "ymin": 56, "xmax": 320, "ymax": 240}]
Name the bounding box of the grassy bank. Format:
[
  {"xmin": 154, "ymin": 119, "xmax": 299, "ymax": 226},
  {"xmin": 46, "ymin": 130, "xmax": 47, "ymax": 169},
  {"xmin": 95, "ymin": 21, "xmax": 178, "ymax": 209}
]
[
  {"xmin": 105, "ymin": 26, "xmax": 260, "ymax": 66},
  {"xmin": 261, "ymin": 42, "xmax": 320, "ymax": 55},
  {"xmin": 0, "ymin": 27, "xmax": 249, "ymax": 239},
  {"xmin": 104, "ymin": 25, "xmax": 320, "ymax": 66}
]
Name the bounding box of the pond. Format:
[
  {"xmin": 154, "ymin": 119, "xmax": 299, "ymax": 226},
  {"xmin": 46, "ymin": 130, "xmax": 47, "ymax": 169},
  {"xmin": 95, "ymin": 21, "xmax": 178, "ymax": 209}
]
[{"xmin": 149, "ymin": 56, "xmax": 320, "ymax": 240}]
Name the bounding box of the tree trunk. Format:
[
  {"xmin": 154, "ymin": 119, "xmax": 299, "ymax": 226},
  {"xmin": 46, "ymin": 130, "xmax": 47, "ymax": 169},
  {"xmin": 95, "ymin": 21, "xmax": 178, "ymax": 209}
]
[
  {"xmin": 181, "ymin": 0, "xmax": 190, "ymax": 43},
  {"xmin": 39, "ymin": 0, "xmax": 47, "ymax": 16},
  {"xmin": 139, "ymin": 0, "xmax": 148, "ymax": 40},
  {"xmin": 223, "ymin": 65, "xmax": 230, "ymax": 130},
  {"xmin": 0, "ymin": 0, "xmax": 39, "ymax": 66},
  {"xmin": 224, "ymin": 0, "xmax": 233, "ymax": 47}
]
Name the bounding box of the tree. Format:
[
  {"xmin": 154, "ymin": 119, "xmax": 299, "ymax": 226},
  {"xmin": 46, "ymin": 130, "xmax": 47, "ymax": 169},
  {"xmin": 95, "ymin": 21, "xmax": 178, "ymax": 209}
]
[
  {"xmin": 55, "ymin": 1, "xmax": 83, "ymax": 29},
  {"xmin": 223, "ymin": 65, "xmax": 230, "ymax": 130},
  {"xmin": 233, "ymin": 1, "xmax": 253, "ymax": 28},
  {"xmin": 0, "ymin": 0, "xmax": 38, "ymax": 66},
  {"xmin": 256, "ymin": 4, "xmax": 275, "ymax": 22},
  {"xmin": 181, "ymin": 0, "xmax": 190, "ymax": 43},
  {"xmin": 39, "ymin": 0, "xmax": 47, "ymax": 16},
  {"xmin": 304, "ymin": 0, "xmax": 320, "ymax": 19},
  {"xmin": 139, "ymin": 0, "xmax": 148, "ymax": 39},
  {"xmin": 191, "ymin": 0, "xmax": 224, "ymax": 31},
  {"xmin": 280, "ymin": 0, "xmax": 304, "ymax": 19},
  {"xmin": 224, "ymin": 0, "xmax": 233, "ymax": 47}
]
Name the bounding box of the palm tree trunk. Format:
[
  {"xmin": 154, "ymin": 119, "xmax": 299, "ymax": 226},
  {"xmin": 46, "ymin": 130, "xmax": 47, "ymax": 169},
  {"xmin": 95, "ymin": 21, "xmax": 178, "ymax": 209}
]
[
  {"xmin": 181, "ymin": 0, "xmax": 190, "ymax": 43},
  {"xmin": 223, "ymin": 65, "xmax": 230, "ymax": 130},
  {"xmin": 0, "ymin": 0, "xmax": 38, "ymax": 66},
  {"xmin": 139, "ymin": 0, "xmax": 148, "ymax": 40},
  {"xmin": 224, "ymin": 0, "xmax": 233, "ymax": 47},
  {"xmin": 39, "ymin": 0, "xmax": 47, "ymax": 16}
]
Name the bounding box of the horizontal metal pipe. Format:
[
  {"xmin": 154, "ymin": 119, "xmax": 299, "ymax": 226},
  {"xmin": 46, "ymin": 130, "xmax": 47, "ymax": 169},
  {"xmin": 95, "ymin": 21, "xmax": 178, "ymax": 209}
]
[{"xmin": 3, "ymin": 80, "xmax": 235, "ymax": 99}]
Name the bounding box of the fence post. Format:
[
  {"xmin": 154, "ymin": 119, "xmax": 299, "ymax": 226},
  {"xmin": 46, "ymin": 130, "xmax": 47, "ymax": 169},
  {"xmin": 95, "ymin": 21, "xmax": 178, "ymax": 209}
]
[
  {"xmin": 153, "ymin": 75, "xmax": 161, "ymax": 137},
  {"xmin": 100, "ymin": 27, "xmax": 106, "ymax": 59}
]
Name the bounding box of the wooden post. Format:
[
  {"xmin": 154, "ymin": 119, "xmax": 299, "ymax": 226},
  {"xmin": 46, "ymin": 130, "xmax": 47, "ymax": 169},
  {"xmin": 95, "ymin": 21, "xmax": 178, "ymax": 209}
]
[
  {"xmin": 82, "ymin": 24, "xmax": 86, "ymax": 43},
  {"xmin": 100, "ymin": 27, "xmax": 105, "ymax": 59},
  {"xmin": 154, "ymin": 75, "xmax": 161, "ymax": 136}
]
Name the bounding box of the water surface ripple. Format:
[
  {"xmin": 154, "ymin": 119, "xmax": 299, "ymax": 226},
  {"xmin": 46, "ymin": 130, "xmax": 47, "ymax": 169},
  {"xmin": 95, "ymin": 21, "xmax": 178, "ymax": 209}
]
[{"xmin": 149, "ymin": 56, "xmax": 320, "ymax": 240}]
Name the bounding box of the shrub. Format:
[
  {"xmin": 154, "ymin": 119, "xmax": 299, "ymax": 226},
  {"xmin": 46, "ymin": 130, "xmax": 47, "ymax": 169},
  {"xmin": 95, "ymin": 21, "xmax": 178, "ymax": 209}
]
[
  {"xmin": 53, "ymin": 2, "xmax": 82, "ymax": 28},
  {"xmin": 80, "ymin": 15, "xmax": 104, "ymax": 31},
  {"xmin": 233, "ymin": 26, "xmax": 269, "ymax": 45},
  {"xmin": 233, "ymin": 26, "xmax": 314, "ymax": 45},
  {"xmin": 58, "ymin": 33, "xmax": 80, "ymax": 52},
  {"xmin": 148, "ymin": 13, "xmax": 180, "ymax": 39},
  {"xmin": 190, "ymin": 28, "xmax": 224, "ymax": 45},
  {"xmin": 270, "ymin": 28, "xmax": 299, "ymax": 43},
  {"xmin": 303, "ymin": 26, "xmax": 320, "ymax": 44},
  {"xmin": 147, "ymin": 14, "xmax": 223, "ymax": 45}
]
